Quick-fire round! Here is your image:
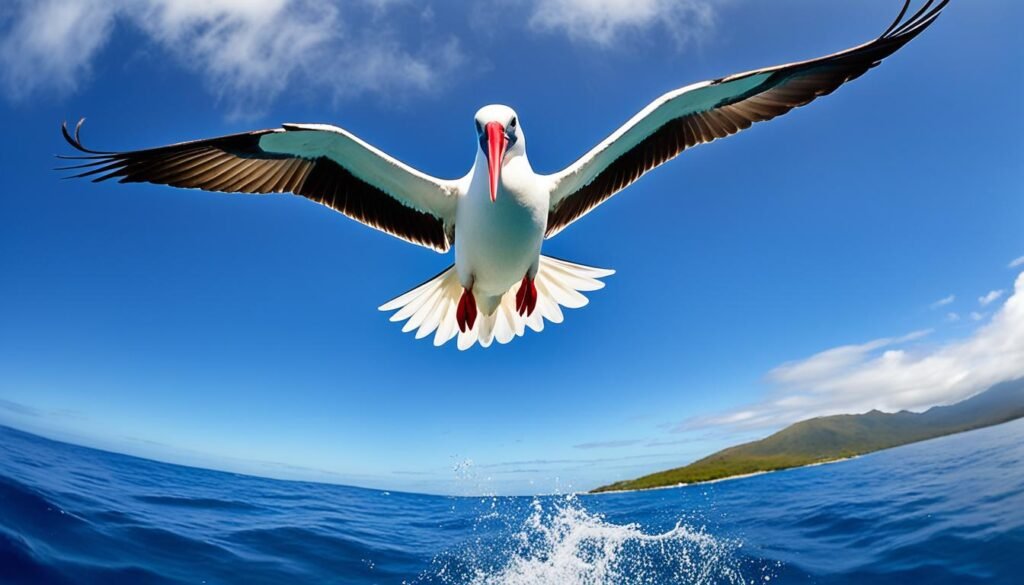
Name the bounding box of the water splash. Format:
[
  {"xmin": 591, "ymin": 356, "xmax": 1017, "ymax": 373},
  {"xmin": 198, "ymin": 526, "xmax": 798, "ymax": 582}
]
[
  {"xmin": 426, "ymin": 495, "xmax": 757, "ymax": 585},
  {"xmin": 6, "ymin": 423, "xmax": 1023, "ymax": 584}
]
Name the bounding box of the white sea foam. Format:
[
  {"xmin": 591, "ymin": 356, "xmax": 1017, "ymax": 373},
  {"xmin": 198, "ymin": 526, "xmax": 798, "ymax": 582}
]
[{"xmin": 429, "ymin": 495, "xmax": 757, "ymax": 585}]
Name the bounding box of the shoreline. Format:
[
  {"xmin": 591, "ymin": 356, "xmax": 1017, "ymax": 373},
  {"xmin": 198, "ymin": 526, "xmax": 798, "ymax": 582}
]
[{"xmin": 587, "ymin": 455, "xmax": 859, "ymax": 496}]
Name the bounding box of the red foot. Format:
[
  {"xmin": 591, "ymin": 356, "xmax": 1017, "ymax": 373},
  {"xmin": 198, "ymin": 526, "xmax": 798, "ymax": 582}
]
[
  {"xmin": 456, "ymin": 288, "xmax": 477, "ymax": 333},
  {"xmin": 515, "ymin": 275, "xmax": 538, "ymax": 317}
]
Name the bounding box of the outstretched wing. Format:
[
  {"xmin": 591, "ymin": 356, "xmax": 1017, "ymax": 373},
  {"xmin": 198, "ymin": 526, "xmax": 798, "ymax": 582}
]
[
  {"xmin": 545, "ymin": 0, "xmax": 948, "ymax": 237},
  {"xmin": 60, "ymin": 121, "xmax": 459, "ymax": 252}
]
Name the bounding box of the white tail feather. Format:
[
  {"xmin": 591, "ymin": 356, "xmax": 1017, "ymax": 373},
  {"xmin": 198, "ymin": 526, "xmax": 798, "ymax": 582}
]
[{"xmin": 379, "ymin": 256, "xmax": 614, "ymax": 350}]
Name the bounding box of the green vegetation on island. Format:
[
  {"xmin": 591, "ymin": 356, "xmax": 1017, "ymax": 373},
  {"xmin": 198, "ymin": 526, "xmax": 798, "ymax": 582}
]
[{"xmin": 592, "ymin": 378, "xmax": 1024, "ymax": 493}]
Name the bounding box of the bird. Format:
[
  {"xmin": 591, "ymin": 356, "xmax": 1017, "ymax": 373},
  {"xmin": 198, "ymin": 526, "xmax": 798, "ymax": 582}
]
[{"xmin": 59, "ymin": 0, "xmax": 947, "ymax": 350}]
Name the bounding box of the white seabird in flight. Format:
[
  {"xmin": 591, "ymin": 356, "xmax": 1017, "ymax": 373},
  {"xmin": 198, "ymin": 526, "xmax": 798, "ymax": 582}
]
[{"xmin": 60, "ymin": 1, "xmax": 948, "ymax": 349}]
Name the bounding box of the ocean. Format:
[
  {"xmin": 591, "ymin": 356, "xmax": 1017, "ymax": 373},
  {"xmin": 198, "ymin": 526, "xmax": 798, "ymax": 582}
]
[{"xmin": 1, "ymin": 418, "xmax": 1022, "ymax": 584}]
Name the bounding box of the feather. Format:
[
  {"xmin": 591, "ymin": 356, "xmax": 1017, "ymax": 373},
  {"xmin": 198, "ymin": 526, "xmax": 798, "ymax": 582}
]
[{"xmin": 379, "ymin": 256, "xmax": 613, "ymax": 349}]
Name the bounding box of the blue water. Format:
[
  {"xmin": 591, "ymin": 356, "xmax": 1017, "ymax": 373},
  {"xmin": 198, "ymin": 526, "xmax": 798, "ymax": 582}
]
[{"xmin": 2, "ymin": 420, "xmax": 1023, "ymax": 585}]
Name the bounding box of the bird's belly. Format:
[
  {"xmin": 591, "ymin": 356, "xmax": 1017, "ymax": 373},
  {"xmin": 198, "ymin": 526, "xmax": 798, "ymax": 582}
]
[{"xmin": 456, "ymin": 192, "xmax": 544, "ymax": 297}]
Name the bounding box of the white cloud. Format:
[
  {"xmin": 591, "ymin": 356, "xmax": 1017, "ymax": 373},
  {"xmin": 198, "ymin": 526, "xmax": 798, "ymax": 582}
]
[
  {"xmin": 0, "ymin": 0, "xmax": 117, "ymax": 100},
  {"xmin": 979, "ymin": 289, "xmax": 1005, "ymax": 307},
  {"xmin": 1, "ymin": 0, "xmax": 721, "ymax": 110},
  {"xmin": 0, "ymin": 0, "xmax": 463, "ymax": 112},
  {"xmin": 524, "ymin": 0, "xmax": 717, "ymax": 46},
  {"xmin": 930, "ymin": 294, "xmax": 955, "ymax": 309},
  {"xmin": 946, "ymin": 312, "xmax": 960, "ymax": 322},
  {"xmin": 683, "ymin": 273, "xmax": 1024, "ymax": 433},
  {"xmin": 768, "ymin": 329, "xmax": 931, "ymax": 390},
  {"xmin": 1010, "ymin": 256, "xmax": 1024, "ymax": 269},
  {"xmin": 970, "ymin": 311, "xmax": 986, "ymax": 322}
]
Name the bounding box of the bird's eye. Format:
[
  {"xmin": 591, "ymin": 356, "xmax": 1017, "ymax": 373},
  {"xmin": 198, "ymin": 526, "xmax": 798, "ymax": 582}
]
[{"xmin": 510, "ymin": 117, "xmax": 517, "ymax": 129}]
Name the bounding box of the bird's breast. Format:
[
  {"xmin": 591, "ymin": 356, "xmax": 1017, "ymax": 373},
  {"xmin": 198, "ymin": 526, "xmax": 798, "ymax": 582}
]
[{"xmin": 455, "ymin": 159, "xmax": 548, "ymax": 294}]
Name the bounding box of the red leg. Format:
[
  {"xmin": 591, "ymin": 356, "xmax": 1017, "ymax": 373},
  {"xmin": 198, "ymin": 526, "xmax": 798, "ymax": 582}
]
[
  {"xmin": 456, "ymin": 288, "xmax": 477, "ymax": 333},
  {"xmin": 527, "ymin": 278, "xmax": 537, "ymax": 316},
  {"xmin": 515, "ymin": 275, "xmax": 538, "ymax": 317}
]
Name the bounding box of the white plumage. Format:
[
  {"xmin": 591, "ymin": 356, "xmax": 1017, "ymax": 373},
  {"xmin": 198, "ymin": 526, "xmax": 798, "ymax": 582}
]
[
  {"xmin": 59, "ymin": 0, "xmax": 946, "ymax": 350},
  {"xmin": 379, "ymin": 256, "xmax": 614, "ymax": 350}
]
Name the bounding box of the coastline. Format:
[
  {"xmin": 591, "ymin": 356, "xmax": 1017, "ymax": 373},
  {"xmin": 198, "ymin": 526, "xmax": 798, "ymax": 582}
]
[{"xmin": 588, "ymin": 455, "xmax": 859, "ymax": 495}]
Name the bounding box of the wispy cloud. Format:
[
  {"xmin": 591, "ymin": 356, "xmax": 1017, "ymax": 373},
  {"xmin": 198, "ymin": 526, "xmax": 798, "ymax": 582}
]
[
  {"xmin": 0, "ymin": 0, "xmax": 463, "ymax": 114},
  {"xmin": 979, "ymin": 289, "xmax": 1005, "ymax": 307},
  {"xmin": 522, "ymin": 0, "xmax": 717, "ymax": 47},
  {"xmin": 930, "ymin": 294, "xmax": 955, "ymax": 309},
  {"xmin": 480, "ymin": 452, "xmax": 676, "ymax": 469},
  {"xmin": 573, "ymin": 439, "xmax": 645, "ymax": 449},
  {"xmin": 679, "ymin": 272, "xmax": 1024, "ymax": 433},
  {"xmin": 766, "ymin": 330, "xmax": 931, "ymax": 391},
  {"xmin": 1010, "ymin": 256, "xmax": 1024, "ymax": 269},
  {"xmin": 946, "ymin": 312, "xmax": 960, "ymax": 322},
  {"xmin": 0, "ymin": 399, "xmax": 85, "ymax": 421},
  {"xmin": 643, "ymin": 436, "xmax": 707, "ymax": 448},
  {"xmin": 0, "ymin": 398, "xmax": 42, "ymax": 418},
  {"xmin": 0, "ymin": 0, "xmax": 117, "ymax": 100},
  {"xmin": 1, "ymin": 0, "xmax": 720, "ymax": 114}
]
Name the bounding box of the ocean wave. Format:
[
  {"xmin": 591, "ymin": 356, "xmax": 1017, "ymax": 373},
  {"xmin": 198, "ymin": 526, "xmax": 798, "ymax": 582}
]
[
  {"xmin": 1, "ymin": 422, "xmax": 1023, "ymax": 584},
  {"xmin": 422, "ymin": 495, "xmax": 758, "ymax": 585},
  {"xmin": 134, "ymin": 494, "xmax": 262, "ymax": 512},
  {"xmin": 0, "ymin": 529, "xmax": 69, "ymax": 585}
]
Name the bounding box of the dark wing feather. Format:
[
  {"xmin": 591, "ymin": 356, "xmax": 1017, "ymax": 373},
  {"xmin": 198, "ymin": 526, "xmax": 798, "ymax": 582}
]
[
  {"xmin": 59, "ymin": 123, "xmax": 454, "ymax": 252},
  {"xmin": 546, "ymin": 0, "xmax": 948, "ymax": 237}
]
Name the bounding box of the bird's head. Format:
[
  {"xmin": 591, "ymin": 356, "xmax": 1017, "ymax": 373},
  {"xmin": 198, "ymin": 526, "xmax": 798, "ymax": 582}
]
[{"xmin": 474, "ymin": 104, "xmax": 523, "ymax": 203}]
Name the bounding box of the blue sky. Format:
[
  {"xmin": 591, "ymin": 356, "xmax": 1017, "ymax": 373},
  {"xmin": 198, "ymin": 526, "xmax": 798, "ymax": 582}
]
[{"xmin": 0, "ymin": 0, "xmax": 1021, "ymax": 495}]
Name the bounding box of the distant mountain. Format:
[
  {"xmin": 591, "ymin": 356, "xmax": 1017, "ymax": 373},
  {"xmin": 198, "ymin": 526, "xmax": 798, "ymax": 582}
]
[{"xmin": 592, "ymin": 378, "xmax": 1024, "ymax": 493}]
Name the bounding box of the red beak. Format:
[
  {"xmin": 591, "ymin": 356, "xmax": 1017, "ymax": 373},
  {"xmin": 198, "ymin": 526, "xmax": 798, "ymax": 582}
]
[{"xmin": 485, "ymin": 121, "xmax": 507, "ymax": 203}]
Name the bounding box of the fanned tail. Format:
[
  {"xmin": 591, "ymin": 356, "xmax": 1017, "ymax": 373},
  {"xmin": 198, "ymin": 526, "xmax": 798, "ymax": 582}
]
[{"xmin": 378, "ymin": 256, "xmax": 614, "ymax": 350}]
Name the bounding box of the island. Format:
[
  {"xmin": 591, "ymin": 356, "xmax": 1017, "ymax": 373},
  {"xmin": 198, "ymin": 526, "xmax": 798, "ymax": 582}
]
[{"xmin": 591, "ymin": 378, "xmax": 1024, "ymax": 493}]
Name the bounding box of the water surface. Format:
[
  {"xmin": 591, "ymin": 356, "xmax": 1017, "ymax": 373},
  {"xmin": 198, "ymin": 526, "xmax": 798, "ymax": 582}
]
[{"xmin": 1, "ymin": 419, "xmax": 1022, "ymax": 584}]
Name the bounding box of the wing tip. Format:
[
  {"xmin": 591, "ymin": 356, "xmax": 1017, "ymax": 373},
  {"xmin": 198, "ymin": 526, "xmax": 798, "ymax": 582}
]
[
  {"xmin": 57, "ymin": 118, "xmax": 122, "ymax": 183},
  {"xmin": 882, "ymin": 0, "xmax": 949, "ymax": 41},
  {"xmin": 60, "ymin": 117, "xmax": 111, "ymax": 156}
]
